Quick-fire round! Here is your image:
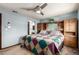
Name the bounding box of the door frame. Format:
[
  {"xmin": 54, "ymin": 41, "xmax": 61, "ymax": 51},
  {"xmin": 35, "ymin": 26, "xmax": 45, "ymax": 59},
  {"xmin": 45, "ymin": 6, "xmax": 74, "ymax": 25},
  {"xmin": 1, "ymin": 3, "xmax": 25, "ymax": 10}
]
[
  {"xmin": 27, "ymin": 22, "xmax": 30, "ymax": 35},
  {"xmin": 0, "ymin": 13, "xmax": 2, "ymax": 50}
]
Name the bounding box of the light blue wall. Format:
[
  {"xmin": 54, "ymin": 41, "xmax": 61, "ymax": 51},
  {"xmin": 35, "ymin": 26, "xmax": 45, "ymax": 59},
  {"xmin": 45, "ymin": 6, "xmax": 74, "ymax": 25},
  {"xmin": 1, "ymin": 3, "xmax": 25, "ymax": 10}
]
[
  {"xmin": 0, "ymin": 6, "xmax": 38, "ymax": 48},
  {"xmin": 54, "ymin": 11, "xmax": 77, "ymax": 20},
  {"xmin": 40, "ymin": 11, "xmax": 77, "ymax": 22}
]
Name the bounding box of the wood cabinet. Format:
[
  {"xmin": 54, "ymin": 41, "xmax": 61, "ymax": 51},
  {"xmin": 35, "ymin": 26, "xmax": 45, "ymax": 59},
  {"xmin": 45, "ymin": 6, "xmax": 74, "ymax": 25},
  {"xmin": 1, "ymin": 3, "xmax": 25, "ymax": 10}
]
[
  {"xmin": 64, "ymin": 35, "xmax": 77, "ymax": 48},
  {"xmin": 37, "ymin": 23, "xmax": 47, "ymax": 33},
  {"xmin": 64, "ymin": 18, "xmax": 78, "ymax": 48},
  {"xmin": 64, "ymin": 19, "xmax": 77, "ymax": 32},
  {"xmin": 57, "ymin": 21, "xmax": 64, "ymax": 34}
]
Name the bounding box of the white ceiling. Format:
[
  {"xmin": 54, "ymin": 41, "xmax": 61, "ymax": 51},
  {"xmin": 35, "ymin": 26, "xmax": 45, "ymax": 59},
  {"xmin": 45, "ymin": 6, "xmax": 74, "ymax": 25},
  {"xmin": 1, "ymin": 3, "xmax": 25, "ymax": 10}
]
[{"xmin": 0, "ymin": 3, "xmax": 78, "ymax": 19}]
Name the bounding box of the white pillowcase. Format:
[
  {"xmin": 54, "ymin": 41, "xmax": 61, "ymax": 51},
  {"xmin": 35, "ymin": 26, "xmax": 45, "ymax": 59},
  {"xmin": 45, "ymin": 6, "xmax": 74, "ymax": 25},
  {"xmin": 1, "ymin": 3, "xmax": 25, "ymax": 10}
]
[{"xmin": 50, "ymin": 30, "xmax": 62, "ymax": 36}]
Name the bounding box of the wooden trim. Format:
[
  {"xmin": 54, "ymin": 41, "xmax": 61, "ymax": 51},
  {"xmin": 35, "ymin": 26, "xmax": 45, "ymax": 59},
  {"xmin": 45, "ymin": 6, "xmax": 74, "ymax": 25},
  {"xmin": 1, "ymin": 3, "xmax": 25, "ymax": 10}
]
[
  {"xmin": 77, "ymin": 19, "xmax": 78, "ymax": 48},
  {"xmin": 0, "ymin": 13, "xmax": 2, "ymax": 50}
]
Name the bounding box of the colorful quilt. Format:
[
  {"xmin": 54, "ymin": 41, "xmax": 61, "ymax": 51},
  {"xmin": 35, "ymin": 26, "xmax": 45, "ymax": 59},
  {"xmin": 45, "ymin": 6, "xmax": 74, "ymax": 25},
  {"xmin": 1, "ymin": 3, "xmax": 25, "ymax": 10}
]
[{"xmin": 24, "ymin": 34, "xmax": 64, "ymax": 55}]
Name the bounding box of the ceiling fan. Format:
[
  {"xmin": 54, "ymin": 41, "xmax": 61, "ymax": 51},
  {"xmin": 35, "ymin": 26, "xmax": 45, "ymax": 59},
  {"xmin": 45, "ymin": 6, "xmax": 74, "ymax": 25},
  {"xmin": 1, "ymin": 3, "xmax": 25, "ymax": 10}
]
[{"xmin": 21, "ymin": 3, "xmax": 47, "ymax": 16}]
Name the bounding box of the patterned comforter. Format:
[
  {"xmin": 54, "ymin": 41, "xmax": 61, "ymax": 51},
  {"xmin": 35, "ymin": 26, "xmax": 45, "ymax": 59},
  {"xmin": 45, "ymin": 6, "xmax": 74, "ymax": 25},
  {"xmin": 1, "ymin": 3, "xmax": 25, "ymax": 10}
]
[{"xmin": 24, "ymin": 34, "xmax": 64, "ymax": 55}]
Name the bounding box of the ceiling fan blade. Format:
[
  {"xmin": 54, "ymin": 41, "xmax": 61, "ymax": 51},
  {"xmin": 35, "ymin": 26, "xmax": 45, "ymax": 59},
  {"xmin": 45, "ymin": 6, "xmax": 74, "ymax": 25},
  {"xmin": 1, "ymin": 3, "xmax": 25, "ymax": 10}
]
[
  {"xmin": 40, "ymin": 3, "xmax": 47, "ymax": 9},
  {"xmin": 40, "ymin": 12, "xmax": 44, "ymax": 16},
  {"xmin": 21, "ymin": 8, "xmax": 34, "ymax": 11},
  {"xmin": 34, "ymin": 5, "xmax": 40, "ymax": 9},
  {"xmin": 21, "ymin": 5, "xmax": 40, "ymax": 11}
]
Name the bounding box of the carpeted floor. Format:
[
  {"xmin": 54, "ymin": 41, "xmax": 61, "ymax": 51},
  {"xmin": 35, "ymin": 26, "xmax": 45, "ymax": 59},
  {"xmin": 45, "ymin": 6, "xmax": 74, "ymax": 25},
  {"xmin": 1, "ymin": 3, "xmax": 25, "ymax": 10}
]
[{"xmin": 0, "ymin": 45, "xmax": 79, "ymax": 55}]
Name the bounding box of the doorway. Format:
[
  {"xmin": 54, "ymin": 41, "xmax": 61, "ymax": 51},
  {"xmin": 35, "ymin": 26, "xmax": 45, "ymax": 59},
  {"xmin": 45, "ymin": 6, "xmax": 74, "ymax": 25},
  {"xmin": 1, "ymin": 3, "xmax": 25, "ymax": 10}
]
[{"xmin": 27, "ymin": 20, "xmax": 36, "ymax": 35}]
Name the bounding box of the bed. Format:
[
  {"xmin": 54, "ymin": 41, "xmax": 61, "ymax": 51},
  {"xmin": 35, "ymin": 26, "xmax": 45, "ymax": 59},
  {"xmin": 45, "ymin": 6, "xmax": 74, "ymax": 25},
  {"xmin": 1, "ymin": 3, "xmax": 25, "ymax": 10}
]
[{"xmin": 24, "ymin": 30, "xmax": 64, "ymax": 55}]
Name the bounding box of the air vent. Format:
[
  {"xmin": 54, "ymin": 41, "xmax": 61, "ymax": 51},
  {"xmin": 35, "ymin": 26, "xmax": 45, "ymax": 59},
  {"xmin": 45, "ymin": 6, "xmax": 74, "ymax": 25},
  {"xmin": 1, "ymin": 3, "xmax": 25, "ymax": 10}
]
[
  {"xmin": 12, "ymin": 10, "xmax": 18, "ymax": 13},
  {"xmin": 49, "ymin": 19, "xmax": 54, "ymax": 22}
]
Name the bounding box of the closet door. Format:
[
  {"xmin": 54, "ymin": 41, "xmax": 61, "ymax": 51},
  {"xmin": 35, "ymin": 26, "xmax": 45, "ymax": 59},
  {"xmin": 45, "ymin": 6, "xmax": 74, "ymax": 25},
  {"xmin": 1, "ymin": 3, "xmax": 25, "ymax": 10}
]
[{"xmin": 0, "ymin": 13, "xmax": 2, "ymax": 49}]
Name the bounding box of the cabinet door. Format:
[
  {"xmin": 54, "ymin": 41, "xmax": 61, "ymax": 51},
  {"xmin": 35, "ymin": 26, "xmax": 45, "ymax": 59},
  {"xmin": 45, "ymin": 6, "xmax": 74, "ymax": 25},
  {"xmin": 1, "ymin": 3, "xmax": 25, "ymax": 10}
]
[
  {"xmin": 64, "ymin": 20, "xmax": 69, "ymax": 32},
  {"xmin": 64, "ymin": 19, "xmax": 77, "ymax": 32},
  {"xmin": 64, "ymin": 36, "xmax": 77, "ymax": 48},
  {"xmin": 37, "ymin": 23, "xmax": 41, "ymax": 30},
  {"xmin": 43, "ymin": 23, "xmax": 47, "ymax": 30},
  {"xmin": 37, "ymin": 23, "xmax": 42, "ymax": 33},
  {"xmin": 69, "ymin": 19, "xmax": 77, "ymax": 32}
]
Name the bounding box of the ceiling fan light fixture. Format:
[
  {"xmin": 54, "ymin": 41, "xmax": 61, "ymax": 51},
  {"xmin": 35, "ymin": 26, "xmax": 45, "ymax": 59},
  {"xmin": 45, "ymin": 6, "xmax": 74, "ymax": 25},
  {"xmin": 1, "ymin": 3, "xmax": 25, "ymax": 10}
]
[{"xmin": 36, "ymin": 10, "xmax": 41, "ymax": 14}]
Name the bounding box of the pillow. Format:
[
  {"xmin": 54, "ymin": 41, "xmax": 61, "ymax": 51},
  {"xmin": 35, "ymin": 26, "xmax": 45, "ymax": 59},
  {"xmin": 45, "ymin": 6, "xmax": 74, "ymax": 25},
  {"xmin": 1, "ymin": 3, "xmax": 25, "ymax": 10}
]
[
  {"xmin": 50, "ymin": 30, "xmax": 61, "ymax": 36},
  {"xmin": 53, "ymin": 37, "xmax": 59, "ymax": 44},
  {"xmin": 55, "ymin": 31, "xmax": 62, "ymax": 35},
  {"xmin": 40, "ymin": 30, "xmax": 48, "ymax": 35},
  {"xmin": 46, "ymin": 30, "xmax": 52, "ymax": 34},
  {"xmin": 50, "ymin": 31, "xmax": 55, "ymax": 36}
]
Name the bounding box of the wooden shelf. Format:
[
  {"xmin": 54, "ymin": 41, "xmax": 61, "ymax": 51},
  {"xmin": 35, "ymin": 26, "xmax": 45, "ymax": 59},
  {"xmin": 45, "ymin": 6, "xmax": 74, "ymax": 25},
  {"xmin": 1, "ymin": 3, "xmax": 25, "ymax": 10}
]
[
  {"xmin": 58, "ymin": 28, "xmax": 63, "ymax": 31},
  {"xmin": 64, "ymin": 35, "xmax": 76, "ymax": 37},
  {"xmin": 64, "ymin": 31, "xmax": 76, "ymax": 33}
]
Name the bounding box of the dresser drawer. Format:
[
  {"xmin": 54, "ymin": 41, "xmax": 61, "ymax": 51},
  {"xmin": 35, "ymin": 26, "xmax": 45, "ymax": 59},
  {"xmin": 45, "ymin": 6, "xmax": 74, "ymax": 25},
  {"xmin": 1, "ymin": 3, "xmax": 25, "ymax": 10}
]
[{"xmin": 64, "ymin": 36, "xmax": 77, "ymax": 48}]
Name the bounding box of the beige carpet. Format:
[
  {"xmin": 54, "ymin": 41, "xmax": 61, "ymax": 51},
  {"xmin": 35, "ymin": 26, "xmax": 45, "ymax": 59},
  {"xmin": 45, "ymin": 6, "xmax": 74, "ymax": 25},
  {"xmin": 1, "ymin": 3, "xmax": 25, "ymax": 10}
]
[
  {"xmin": 61, "ymin": 46, "xmax": 79, "ymax": 55},
  {"xmin": 0, "ymin": 45, "xmax": 79, "ymax": 55},
  {"xmin": 0, "ymin": 45, "xmax": 33, "ymax": 55}
]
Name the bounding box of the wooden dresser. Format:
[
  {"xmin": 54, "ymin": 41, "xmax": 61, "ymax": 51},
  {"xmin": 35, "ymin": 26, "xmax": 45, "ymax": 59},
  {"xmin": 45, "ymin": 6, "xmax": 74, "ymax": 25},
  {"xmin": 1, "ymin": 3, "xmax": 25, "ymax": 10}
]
[{"xmin": 64, "ymin": 18, "xmax": 78, "ymax": 48}]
